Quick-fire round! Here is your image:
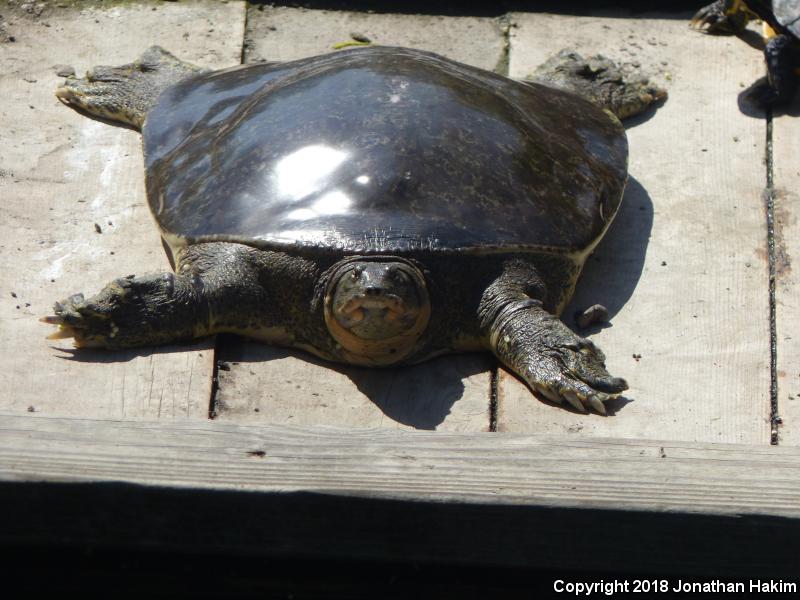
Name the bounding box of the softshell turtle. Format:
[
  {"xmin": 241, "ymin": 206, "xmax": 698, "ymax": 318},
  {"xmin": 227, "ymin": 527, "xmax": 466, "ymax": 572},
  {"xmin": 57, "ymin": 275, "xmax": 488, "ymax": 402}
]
[
  {"xmin": 47, "ymin": 45, "xmax": 661, "ymax": 415},
  {"xmin": 691, "ymin": 0, "xmax": 800, "ymax": 105}
]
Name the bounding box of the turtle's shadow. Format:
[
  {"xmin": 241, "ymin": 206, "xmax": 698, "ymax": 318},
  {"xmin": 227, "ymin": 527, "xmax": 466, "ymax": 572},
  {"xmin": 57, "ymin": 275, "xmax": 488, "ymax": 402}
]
[
  {"xmin": 218, "ymin": 340, "xmax": 491, "ymax": 431},
  {"xmin": 620, "ymin": 97, "xmax": 667, "ymax": 129},
  {"xmin": 736, "ymin": 77, "xmax": 800, "ymax": 118},
  {"xmin": 51, "ymin": 340, "xmax": 213, "ymax": 363},
  {"xmin": 734, "ymin": 28, "xmax": 766, "ymax": 52},
  {"xmin": 737, "ymin": 77, "xmax": 772, "ymax": 118},
  {"xmin": 342, "ymin": 353, "xmax": 491, "ymax": 430},
  {"xmin": 52, "ymin": 335, "xmax": 482, "ymax": 430},
  {"xmin": 565, "ymin": 175, "xmax": 652, "ymax": 334}
]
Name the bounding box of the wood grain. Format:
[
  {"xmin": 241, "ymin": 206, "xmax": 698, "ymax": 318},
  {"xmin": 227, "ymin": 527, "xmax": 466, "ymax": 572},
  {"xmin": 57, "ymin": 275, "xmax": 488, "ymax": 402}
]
[
  {"xmin": 1, "ymin": 413, "xmax": 798, "ymax": 574},
  {"xmin": 773, "ymin": 107, "xmax": 800, "ymax": 444},
  {"xmin": 0, "ymin": 1, "xmax": 245, "ymax": 418},
  {"xmin": 500, "ymin": 13, "xmax": 772, "ymax": 443},
  {"xmin": 213, "ymin": 6, "xmax": 507, "ymax": 430},
  {"xmin": 245, "ymin": 5, "xmax": 506, "ymax": 72},
  {"xmin": 216, "ymin": 344, "xmax": 493, "ymax": 431}
]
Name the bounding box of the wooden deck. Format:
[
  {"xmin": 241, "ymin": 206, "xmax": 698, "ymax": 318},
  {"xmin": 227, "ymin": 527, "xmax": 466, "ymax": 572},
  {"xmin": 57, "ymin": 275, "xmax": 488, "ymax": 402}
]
[{"xmin": 1, "ymin": 1, "xmax": 798, "ymax": 577}]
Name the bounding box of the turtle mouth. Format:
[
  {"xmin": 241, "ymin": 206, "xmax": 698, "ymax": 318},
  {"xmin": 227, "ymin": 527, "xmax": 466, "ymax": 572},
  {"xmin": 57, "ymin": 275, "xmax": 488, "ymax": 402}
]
[{"xmin": 336, "ymin": 293, "xmax": 407, "ymax": 326}]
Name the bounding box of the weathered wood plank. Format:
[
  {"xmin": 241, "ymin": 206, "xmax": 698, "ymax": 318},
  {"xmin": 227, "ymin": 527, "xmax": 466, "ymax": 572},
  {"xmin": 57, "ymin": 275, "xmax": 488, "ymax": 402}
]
[
  {"xmin": 0, "ymin": 1, "xmax": 245, "ymax": 418},
  {"xmin": 774, "ymin": 107, "xmax": 800, "ymax": 443},
  {"xmin": 1, "ymin": 413, "xmax": 799, "ymax": 575},
  {"xmin": 217, "ymin": 345, "xmax": 493, "ymax": 431},
  {"xmin": 213, "ymin": 6, "xmax": 506, "ymax": 430},
  {"xmin": 245, "ymin": 5, "xmax": 506, "ymax": 71},
  {"xmin": 499, "ymin": 13, "xmax": 771, "ymax": 443}
]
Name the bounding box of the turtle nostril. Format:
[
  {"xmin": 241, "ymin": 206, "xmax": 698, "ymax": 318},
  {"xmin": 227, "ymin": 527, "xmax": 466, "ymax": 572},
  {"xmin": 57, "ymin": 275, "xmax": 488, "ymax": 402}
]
[{"xmin": 364, "ymin": 286, "xmax": 382, "ymax": 296}]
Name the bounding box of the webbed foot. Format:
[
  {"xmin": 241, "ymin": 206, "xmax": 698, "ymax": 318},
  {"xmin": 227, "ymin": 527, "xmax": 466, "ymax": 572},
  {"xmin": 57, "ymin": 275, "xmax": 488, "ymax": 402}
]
[
  {"xmin": 481, "ymin": 261, "xmax": 627, "ymax": 414},
  {"xmin": 526, "ymin": 50, "xmax": 666, "ymax": 120},
  {"xmin": 56, "ymin": 46, "xmax": 202, "ymax": 129},
  {"xmin": 690, "ymin": 0, "xmax": 749, "ymax": 34},
  {"xmin": 492, "ymin": 303, "xmax": 627, "ymax": 415},
  {"xmin": 42, "ymin": 273, "xmax": 200, "ymax": 349}
]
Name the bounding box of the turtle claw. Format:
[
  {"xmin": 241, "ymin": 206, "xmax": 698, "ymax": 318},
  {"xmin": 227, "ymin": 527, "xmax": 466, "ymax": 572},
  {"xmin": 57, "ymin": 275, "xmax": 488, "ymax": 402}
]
[
  {"xmin": 689, "ymin": 13, "xmax": 716, "ymax": 31},
  {"xmin": 44, "ymin": 323, "xmax": 103, "ymax": 347},
  {"xmin": 563, "ymin": 390, "xmax": 587, "ymax": 413},
  {"xmin": 41, "ymin": 291, "xmax": 111, "ymax": 347},
  {"xmin": 689, "ymin": 1, "xmax": 748, "ymax": 35},
  {"xmin": 534, "ymin": 383, "xmax": 562, "ymax": 404},
  {"xmin": 42, "ymin": 302, "xmax": 82, "ymax": 344},
  {"xmin": 588, "ymin": 395, "xmax": 607, "ymax": 416},
  {"xmin": 45, "ymin": 325, "xmax": 76, "ymax": 340},
  {"xmin": 689, "ymin": 3, "xmax": 724, "ymax": 31},
  {"xmin": 493, "ymin": 304, "xmax": 627, "ymax": 415},
  {"xmin": 533, "ymin": 373, "xmax": 614, "ymax": 415},
  {"xmin": 40, "ymin": 314, "xmax": 64, "ymax": 325}
]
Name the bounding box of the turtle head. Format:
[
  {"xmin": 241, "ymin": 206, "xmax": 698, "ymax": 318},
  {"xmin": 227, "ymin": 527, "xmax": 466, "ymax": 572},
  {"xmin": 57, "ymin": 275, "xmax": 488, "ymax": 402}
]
[
  {"xmin": 332, "ymin": 262, "xmax": 422, "ymax": 338},
  {"xmin": 324, "ymin": 259, "xmax": 430, "ymax": 365}
]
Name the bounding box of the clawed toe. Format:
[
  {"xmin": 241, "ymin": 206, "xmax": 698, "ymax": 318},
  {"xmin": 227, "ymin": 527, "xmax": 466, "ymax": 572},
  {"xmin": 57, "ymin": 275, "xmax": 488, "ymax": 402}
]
[
  {"xmin": 580, "ymin": 371, "xmax": 628, "ymax": 395},
  {"xmin": 532, "ymin": 379, "xmax": 618, "ymax": 415},
  {"xmin": 689, "ymin": 4, "xmax": 747, "ymax": 35},
  {"xmin": 42, "ymin": 297, "xmax": 83, "ymax": 343},
  {"xmin": 42, "ymin": 321, "xmax": 76, "ymax": 340},
  {"xmin": 41, "ymin": 292, "xmax": 114, "ymax": 347},
  {"xmin": 588, "ymin": 396, "xmax": 607, "ymax": 415},
  {"xmin": 55, "ymin": 78, "xmax": 110, "ymax": 112},
  {"xmin": 689, "ymin": 3, "xmax": 723, "ymax": 30},
  {"xmin": 534, "ymin": 383, "xmax": 562, "ymax": 405},
  {"xmin": 562, "ymin": 390, "xmax": 585, "ymax": 413},
  {"xmin": 689, "ymin": 14, "xmax": 717, "ymax": 31}
]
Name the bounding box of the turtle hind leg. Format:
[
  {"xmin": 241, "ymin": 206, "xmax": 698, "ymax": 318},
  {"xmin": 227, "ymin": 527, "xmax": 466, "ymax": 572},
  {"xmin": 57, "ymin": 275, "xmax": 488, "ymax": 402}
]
[
  {"xmin": 758, "ymin": 34, "xmax": 800, "ymax": 107},
  {"xmin": 690, "ymin": 0, "xmax": 750, "ymax": 34},
  {"xmin": 479, "ymin": 260, "xmax": 627, "ymax": 415},
  {"xmin": 56, "ymin": 46, "xmax": 204, "ymax": 130},
  {"xmin": 525, "ymin": 50, "xmax": 667, "ymax": 120}
]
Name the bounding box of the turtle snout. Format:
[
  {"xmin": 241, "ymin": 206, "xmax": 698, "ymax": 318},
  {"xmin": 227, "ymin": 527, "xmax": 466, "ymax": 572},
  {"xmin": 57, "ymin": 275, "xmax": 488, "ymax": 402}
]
[{"xmin": 329, "ymin": 261, "xmax": 426, "ymax": 341}]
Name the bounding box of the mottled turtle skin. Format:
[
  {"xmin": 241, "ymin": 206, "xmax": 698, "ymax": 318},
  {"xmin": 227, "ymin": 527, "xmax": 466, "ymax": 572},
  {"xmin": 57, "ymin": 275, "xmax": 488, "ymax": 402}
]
[
  {"xmin": 47, "ymin": 45, "xmax": 646, "ymax": 415},
  {"xmin": 692, "ymin": 0, "xmax": 800, "ymax": 105}
]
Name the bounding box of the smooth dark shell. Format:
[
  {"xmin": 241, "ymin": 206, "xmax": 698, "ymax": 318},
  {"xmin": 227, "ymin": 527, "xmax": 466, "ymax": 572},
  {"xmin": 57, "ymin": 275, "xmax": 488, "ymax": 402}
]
[{"xmin": 143, "ymin": 46, "xmax": 627, "ymax": 253}]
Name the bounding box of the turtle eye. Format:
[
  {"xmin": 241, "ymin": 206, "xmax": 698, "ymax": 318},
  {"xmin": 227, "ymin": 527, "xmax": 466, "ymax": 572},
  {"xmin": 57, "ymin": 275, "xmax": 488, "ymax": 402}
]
[{"xmin": 350, "ymin": 266, "xmax": 364, "ymax": 280}]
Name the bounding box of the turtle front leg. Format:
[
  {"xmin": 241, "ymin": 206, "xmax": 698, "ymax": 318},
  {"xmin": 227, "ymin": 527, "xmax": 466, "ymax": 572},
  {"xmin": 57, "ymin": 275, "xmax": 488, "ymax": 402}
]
[
  {"xmin": 56, "ymin": 46, "xmax": 205, "ymax": 130},
  {"xmin": 479, "ymin": 260, "xmax": 627, "ymax": 415},
  {"xmin": 42, "ymin": 243, "xmax": 300, "ymax": 350}
]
